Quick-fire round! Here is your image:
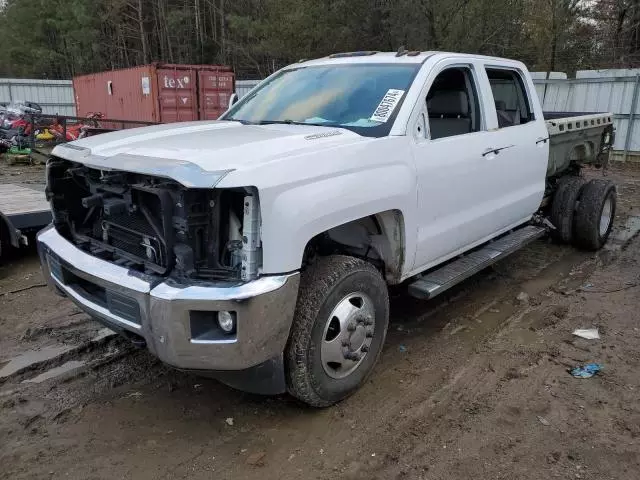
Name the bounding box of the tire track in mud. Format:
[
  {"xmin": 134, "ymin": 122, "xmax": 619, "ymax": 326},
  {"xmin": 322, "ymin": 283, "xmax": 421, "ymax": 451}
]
[{"xmin": 0, "ymin": 329, "xmax": 126, "ymax": 386}]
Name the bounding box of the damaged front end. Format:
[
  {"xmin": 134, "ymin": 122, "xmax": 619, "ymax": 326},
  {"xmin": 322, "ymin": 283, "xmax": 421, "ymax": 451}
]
[
  {"xmin": 45, "ymin": 157, "xmax": 262, "ymax": 281},
  {"xmin": 38, "ymin": 156, "xmax": 299, "ymax": 393}
]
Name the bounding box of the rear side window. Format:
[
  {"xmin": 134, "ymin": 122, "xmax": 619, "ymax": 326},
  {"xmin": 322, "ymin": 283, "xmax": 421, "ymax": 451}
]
[
  {"xmin": 425, "ymin": 66, "xmax": 482, "ymax": 140},
  {"xmin": 486, "ymin": 68, "xmax": 534, "ymax": 128}
]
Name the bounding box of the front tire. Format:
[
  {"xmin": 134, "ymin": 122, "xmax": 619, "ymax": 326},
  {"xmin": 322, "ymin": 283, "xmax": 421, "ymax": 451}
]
[{"xmin": 285, "ymin": 255, "xmax": 389, "ymax": 407}]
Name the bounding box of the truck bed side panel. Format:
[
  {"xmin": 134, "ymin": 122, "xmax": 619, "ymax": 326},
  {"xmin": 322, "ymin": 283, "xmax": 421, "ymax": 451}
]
[
  {"xmin": 543, "ymin": 111, "xmax": 600, "ymax": 120},
  {"xmin": 545, "ymin": 112, "xmax": 614, "ymax": 177}
]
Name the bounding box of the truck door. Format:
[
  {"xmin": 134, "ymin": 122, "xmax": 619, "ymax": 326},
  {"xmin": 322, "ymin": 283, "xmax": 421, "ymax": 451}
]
[
  {"xmin": 479, "ymin": 66, "xmax": 549, "ymax": 233},
  {"xmin": 410, "ymin": 61, "xmax": 515, "ymax": 271}
]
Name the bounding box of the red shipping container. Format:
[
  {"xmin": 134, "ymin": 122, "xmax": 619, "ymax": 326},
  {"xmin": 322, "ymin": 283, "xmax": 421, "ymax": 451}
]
[{"xmin": 73, "ymin": 63, "xmax": 235, "ymax": 123}]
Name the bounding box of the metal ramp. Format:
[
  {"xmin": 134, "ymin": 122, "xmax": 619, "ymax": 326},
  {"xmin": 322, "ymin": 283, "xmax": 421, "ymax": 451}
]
[{"xmin": 408, "ymin": 225, "xmax": 546, "ymax": 300}]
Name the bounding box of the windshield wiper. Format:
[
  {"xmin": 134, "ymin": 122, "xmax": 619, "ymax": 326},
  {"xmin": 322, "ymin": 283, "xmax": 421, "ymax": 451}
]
[
  {"xmin": 255, "ymin": 119, "xmax": 303, "ymax": 125},
  {"xmin": 224, "ymin": 118, "xmax": 311, "ymax": 126},
  {"xmin": 255, "ymin": 119, "xmax": 338, "ymax": 127},
  {"xmin": 224, "ymin": 118, "xmax": 257, "ymax": 125}
]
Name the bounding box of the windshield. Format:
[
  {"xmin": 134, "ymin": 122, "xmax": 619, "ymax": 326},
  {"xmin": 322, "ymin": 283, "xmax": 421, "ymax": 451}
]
[{"xmin": 222, "ymin": 64, "xmax": 420, "ymax": 137}]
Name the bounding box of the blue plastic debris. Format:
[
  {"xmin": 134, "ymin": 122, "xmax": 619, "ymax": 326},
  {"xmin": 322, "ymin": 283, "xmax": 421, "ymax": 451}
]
[
  {"xmin": 570, "ymin": 363, "xmax": 602, "ymax": 378},
  {"xmin": 399, "ymin": 345, "xmax": 407, "ymax": 353}
]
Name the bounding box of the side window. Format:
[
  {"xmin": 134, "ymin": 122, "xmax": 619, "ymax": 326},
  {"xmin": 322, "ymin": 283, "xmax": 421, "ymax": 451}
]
[
  {"xmin": 486, "ymin": 68, "xmax": 534, "ymax": 128},
  {"xmin": 426, "ymin": 67, "xmax": 481, "ymax": 140}
]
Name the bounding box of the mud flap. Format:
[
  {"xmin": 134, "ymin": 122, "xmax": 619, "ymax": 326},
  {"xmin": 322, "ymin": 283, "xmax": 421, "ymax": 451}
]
[{"xmin": 207, "ymin": 354, "xmax": 286, "ymax": 395}]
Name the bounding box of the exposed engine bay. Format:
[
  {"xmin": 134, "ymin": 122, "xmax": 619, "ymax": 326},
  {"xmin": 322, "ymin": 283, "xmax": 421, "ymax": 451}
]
[{"xmin": 45, "ymin": 157, "xmax": 261, "ymax": 281}]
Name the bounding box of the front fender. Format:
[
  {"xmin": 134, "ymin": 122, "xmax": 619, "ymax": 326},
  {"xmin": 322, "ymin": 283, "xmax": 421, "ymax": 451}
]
[{"xmin": 258, "ymin": 140, "xmax": 417, "ymax": 274}]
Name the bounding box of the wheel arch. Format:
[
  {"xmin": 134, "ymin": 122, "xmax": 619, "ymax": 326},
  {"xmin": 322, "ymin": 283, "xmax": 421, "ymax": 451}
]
[
  {"xmin": 302, "ymin": 210, "xmax": 406, "ymax": 284},
  {"xmin": 568, "ymin": 142, "xmax": 596, "ymax": 163}
]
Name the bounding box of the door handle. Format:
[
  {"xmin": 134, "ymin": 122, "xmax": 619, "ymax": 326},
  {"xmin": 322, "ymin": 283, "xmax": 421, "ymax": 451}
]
[
  {"xmin": 482, "ymin": 145, "xmax": 514, "ymax": 157},
  {"xmin": 536, "ymin": 137, "xmax": 549, "ymax": 144}
]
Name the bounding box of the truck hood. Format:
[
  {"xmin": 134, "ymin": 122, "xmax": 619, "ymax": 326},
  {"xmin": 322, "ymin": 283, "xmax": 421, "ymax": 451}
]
[{"xmin": 52, "ymin": 120, "xmax": 368, "ymax": 188}]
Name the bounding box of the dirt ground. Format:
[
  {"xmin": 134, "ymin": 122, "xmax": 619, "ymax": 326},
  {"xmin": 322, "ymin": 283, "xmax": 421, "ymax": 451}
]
[{"xmin": 1, "ymin": 163, "xmax": 640, "ymax": 480}]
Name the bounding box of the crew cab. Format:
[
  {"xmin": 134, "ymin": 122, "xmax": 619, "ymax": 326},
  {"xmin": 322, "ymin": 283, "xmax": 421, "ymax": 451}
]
[{"xmin": 37, "ymin": 51, "xmax": 616, "ymax": 406}]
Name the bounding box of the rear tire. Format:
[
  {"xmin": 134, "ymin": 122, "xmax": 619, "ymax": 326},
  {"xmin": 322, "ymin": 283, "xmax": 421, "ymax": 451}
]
[
  {"xmin": 550, "ymin": 176, "xmax": 586, "ymax": 243},
  {"xmin": 573, "ymin": 179, "xmax": 616, "ymax": 250},
  {"xmin": 285, "ymin": 255, "xmax": 389, "ymax": 407}
]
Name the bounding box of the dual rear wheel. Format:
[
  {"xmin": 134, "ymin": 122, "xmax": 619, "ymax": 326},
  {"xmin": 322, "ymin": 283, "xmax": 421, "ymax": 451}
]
[{"xmin": 550, "ymin": 177, "xmax": 616, "ymax": 250}]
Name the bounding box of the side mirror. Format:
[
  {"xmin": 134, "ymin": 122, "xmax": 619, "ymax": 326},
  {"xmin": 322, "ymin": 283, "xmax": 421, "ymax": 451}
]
[{"xmin": 228, "ymin": 93, "xmax": 239, "ymax": 109}]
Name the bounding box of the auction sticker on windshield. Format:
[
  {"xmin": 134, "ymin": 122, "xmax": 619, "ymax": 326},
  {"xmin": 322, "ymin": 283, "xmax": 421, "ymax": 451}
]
[{"xmin": 370, "ymin": 89, "xmax": 405, "ymax": 123}]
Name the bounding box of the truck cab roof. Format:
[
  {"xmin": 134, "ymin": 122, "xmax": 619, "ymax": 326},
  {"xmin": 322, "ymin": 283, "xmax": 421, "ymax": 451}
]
[{"xmin": 297, "ymin": 51, "xmax": 526, "ymax": 68}]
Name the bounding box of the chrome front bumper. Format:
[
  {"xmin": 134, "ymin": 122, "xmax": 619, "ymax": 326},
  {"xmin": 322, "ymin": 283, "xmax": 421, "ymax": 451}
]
[{"xmin": 37, "ymin": 225, "xmax": 300, "ymax": 372}]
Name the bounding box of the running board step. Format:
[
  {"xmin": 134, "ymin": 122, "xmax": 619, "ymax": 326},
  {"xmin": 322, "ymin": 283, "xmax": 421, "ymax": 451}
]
[{"xmin": 408, "ymin": 226, "xmax": 546, "ymax": 300}]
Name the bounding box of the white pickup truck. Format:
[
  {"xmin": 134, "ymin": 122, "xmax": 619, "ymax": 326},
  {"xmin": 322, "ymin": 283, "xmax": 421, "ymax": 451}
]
[{"xmin": 38, "ymin": 51, "xmax": 615, "ymax": 406}]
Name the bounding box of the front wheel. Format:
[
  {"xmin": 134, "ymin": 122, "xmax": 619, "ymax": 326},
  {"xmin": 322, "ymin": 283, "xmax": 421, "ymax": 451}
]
[{"xmin": 285, "ymin": 255, "xmax": 389, "ymax": 407}]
